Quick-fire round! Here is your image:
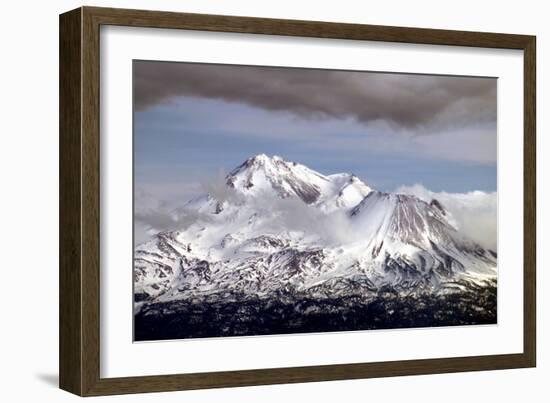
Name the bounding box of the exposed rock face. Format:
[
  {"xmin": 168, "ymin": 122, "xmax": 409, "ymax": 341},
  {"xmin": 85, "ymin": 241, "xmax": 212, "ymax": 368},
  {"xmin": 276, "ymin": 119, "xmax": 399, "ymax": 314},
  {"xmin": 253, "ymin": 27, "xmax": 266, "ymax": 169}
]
[{"xmin": 134, "ymin": 155, "xmax": 497, "ymax": 307}]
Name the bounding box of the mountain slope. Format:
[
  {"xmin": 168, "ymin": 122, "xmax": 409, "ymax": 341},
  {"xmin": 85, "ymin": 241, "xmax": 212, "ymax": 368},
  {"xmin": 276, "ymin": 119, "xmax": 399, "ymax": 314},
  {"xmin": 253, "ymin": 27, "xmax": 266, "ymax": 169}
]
[{"xmin": 134, "ymin": 155, "xmax": 497, "ymax": 306}]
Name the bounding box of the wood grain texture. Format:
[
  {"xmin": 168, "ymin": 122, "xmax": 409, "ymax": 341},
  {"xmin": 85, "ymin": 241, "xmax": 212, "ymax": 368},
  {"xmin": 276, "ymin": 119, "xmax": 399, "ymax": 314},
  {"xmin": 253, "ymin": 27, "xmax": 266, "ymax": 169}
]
[
  {"xmin": 81, "ymin": 6, "xmax": 102, "ymax": 396},
  {"xmin": 59, "ymin": 7, "xmax": 82, "ymax": 396},
  {"xmin": 523, "ymin": 38, "xmax": 537, "ymax": 367},
  {"xmin": 85, "ymin": 6, "xmax": 532, "ymax": 49},
  {"xmin": 59, "ymin": 6, "xmax": 537, "ymax": 396}
]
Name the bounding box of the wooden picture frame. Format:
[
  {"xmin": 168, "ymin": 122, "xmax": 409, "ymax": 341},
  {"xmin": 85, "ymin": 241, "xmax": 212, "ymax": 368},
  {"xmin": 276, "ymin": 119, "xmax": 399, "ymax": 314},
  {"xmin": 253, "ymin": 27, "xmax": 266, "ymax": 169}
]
[{"xmin": 59, "ymin": 6, "xmax": 536, "ymax": 396}]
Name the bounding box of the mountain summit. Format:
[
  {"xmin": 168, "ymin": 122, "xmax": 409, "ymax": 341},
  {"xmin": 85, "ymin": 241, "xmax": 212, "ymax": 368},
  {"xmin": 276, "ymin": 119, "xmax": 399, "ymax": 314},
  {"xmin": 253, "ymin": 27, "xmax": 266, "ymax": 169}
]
[
  {"xmin": 134, "ymin": 155, "xmax": 496, "ymax": 306},
  {"xmin": 225, "ymin": 154, "xmax": 371, "ymax": 207}
]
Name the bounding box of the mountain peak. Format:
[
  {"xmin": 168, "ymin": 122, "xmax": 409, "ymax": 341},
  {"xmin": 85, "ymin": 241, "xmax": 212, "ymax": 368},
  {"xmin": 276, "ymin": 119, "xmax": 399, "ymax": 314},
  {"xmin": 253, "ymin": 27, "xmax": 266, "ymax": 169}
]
[
  {"xmin": 230, "ymin": 154, "xmax": 288, "ymax": 176},
  {"xmin": 250, "ymin": 153, "xmax": 270, "ymax": 162},
  {"xmin": 249, "ymin": 153, "xmax": 283, "ymax": 163},
  {"xmin": 226, "ymin": 154, "xmax": 330, "ymax": 204},
  {"xmin": 223, "ymin": 154, "xmax": 374, "ymax": 208},
  {"xmin": 350, "ymin": 190, "xmax": 457, "ymax": 250}
]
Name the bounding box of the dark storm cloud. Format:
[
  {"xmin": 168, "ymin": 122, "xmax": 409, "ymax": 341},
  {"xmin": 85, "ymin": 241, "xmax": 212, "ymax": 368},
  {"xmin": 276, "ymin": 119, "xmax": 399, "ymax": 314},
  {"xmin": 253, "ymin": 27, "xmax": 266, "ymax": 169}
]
[{"xmin": 134, "ymin": 61, "xmax": 496, "ymax": 131}]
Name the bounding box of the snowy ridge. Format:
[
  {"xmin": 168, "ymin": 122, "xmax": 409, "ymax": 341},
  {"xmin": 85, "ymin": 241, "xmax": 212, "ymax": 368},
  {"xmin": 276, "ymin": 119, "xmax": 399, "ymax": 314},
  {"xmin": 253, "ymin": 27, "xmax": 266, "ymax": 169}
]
[{"xmin": 134, "ymin": 154, "xmax": 497, "ymax": 305}]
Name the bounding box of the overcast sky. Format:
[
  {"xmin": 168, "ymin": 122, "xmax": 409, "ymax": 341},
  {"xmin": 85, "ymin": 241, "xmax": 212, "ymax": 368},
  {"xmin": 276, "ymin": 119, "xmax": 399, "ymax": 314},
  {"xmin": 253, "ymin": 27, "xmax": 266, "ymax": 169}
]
[{"xmin": 134, "ymin": 60, "xmax": 497, "ymax": 206}]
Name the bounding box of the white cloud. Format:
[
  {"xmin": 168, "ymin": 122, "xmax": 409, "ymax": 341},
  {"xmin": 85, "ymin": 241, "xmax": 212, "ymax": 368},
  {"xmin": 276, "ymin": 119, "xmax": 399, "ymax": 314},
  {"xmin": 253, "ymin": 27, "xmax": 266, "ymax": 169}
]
[
  {"xmin": 395, "ymin": 184, "xmax": 497, "ymax": 250},
  {"xmin": 136, "ymin": 179, "xmax": 497, "ymax": 252}
]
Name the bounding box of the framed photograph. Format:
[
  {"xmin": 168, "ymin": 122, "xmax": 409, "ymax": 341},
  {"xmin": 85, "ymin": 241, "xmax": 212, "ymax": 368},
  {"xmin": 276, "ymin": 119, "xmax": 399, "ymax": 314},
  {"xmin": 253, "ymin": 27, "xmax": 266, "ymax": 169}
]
[{"xmin": 59, "ymin": 6, "xmax": 536, "ymax": 396}]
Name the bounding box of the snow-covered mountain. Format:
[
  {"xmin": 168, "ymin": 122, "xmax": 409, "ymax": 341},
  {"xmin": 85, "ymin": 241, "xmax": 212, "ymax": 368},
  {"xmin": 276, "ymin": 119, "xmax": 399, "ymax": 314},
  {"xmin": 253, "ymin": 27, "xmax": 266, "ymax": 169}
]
[{"xmin": 134, "ymin": 154, "xmax": 497, "ymax": 307}]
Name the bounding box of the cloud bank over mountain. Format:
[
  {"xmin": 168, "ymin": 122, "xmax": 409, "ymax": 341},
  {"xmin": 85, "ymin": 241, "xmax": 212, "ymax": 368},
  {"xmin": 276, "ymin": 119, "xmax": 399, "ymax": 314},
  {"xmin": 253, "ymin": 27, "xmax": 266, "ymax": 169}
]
[{"xmin": 135, "ymin": 163, "xmax": 497, "ymax": 252}]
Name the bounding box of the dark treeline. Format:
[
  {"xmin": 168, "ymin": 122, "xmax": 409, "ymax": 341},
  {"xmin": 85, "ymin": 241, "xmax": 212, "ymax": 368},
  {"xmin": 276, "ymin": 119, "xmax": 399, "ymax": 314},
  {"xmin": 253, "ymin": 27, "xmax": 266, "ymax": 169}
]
[{"xmin": 134, "ymin": 281, "xmax": 497, "ymax": 341}]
